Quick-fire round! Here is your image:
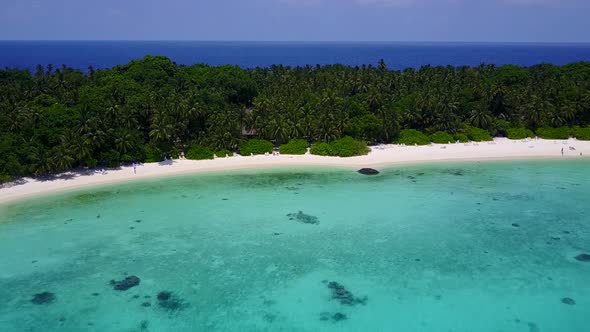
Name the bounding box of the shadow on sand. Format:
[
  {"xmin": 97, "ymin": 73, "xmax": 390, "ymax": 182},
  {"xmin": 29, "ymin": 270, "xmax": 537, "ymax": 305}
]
[
  {"xmin": 158, "ymin": 160, "xmax": 175, "ymax": 167},
  {"xmin": 0, "ymin": 166, "xmax": 123, "ymax": 189}
]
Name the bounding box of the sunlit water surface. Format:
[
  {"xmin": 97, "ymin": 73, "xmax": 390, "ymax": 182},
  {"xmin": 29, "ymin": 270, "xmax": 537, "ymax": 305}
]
[{"xmin": 0, "ymin": 160, "xmax": 589, "ymax": 332}]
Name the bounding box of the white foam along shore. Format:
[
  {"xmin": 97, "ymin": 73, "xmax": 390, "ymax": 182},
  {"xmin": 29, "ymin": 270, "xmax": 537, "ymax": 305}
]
[{"xmin": 1, "ymin": 137, "xmax": 589, "ymax": 205}]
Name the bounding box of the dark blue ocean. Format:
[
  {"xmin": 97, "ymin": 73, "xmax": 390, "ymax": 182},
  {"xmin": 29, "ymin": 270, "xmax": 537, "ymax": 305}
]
[{"xmin": 1, "ymin": 41, "xmax": 590, "ymax": 71}]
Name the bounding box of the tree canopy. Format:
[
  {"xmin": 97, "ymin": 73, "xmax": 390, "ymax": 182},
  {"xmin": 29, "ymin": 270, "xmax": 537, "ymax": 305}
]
[{"xmin": 1, "ymin": 56, "xmax": 590, "ymax": 181}]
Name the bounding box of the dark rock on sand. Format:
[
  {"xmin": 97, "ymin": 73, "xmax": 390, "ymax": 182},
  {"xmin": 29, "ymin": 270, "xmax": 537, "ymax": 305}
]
[
  {"xmin": 561, "ymin": 297, "xmax": 576, "ymax": 305},
  {"xmin": 32, "ymin": 292, "xmax": 56, "ymax": 305},
  {"xmin": 287, "ymin": 211, "xmax": 319, "ymax": 225},
  {"xmin": 332, "ymin": 313, "xmax": 347, "ymax": 321},
  {"xmin": 449, "ymin": 169, "xmax": 464, "ymax": 176},
  {"xmin": 110, "ymin": 276, "xmax": 141, "ymax": 291},
  {"xmin": 327, "ymin": 281, "xmax": 367, "ymax": 306},
  {"xmin": 320, "ymin": 312, "xmax": 348, "ymax": 322},
  {"xmin": 157, "ymin": 291, "xmax": 171, "ymax": 301},
  {"xmin": 575, "ymin": 253, "xmax": 590, "ymax": 262},
  {"xmin": 157, "ymin": 291, "xmax": 186, "ymax": 311},
  {"xmin": 358, "ymin": 168, "xmax": 379, "ymax": 175}
]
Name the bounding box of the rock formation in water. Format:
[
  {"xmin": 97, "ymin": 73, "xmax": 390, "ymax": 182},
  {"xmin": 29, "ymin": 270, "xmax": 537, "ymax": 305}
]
[
  {"xmin": 31, "ymin": 292, "xmax": 56, "ymax": 305},
  {"xmin": 157, "ymin": 291, "xmax": 186, "ymax": 311},
  {"xmin": 110, "ymin": 276, "xmax": 141, "ymax": 291},
  {"xmin": 358, "ymin": 168, "xmax": 379, "ymax": 175},
  {"xmin": 561, "ymin": 297, "xmax": 576, "ymax": 305},
  {"xmin": 140, "ymin": 320, "xmax": 149, "ymax": 331},
  {"xmin": 574, "ymin": 253, "xmax": 590, "ymax": 262},
  {"xmin": 287, "ymin": 211, "xmax": 319, "ymax": 225},
  {"xmin": 332, "ymin": 313, "xmax": 347, "ymax": 321},
  {"xmin": 528, "ymin": 322, "xmax": 540, "ymax": 332},
  {"xmin": 327, "ymin": 281, "xmax": 367, "ymax": 306},
  {"xmin": 320, "ymin": 312, "xmax": 348, "ymax": 322}
]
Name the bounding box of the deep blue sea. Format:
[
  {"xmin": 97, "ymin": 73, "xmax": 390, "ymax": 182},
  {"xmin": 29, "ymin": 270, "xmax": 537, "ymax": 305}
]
[{"xmin": 1, "ymin": 41, "xmax": 590, "ymax": 71}]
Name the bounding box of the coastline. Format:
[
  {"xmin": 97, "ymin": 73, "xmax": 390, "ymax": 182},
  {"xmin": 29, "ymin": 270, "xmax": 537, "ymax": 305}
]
[{"xmin": 1, "ymin": 138, "xmax": 589, "ymax": 205}]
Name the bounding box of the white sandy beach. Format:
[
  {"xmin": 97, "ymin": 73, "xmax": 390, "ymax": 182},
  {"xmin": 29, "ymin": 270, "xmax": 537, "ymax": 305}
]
[{"xmin": 1, "ymin": 137, "xmax": 589, "ymax": 205}]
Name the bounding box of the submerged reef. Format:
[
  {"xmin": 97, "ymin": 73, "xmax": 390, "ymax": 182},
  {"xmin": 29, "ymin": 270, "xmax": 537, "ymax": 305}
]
[
  {"xmin": 320, "ymin": 312, "xmax": 348, "ymax": 322},
  {"xmin": 287, "ymin": 211, "xmax": 319, "ymax": 225},
  {"xmin": 528, "ymin": 322, "xmax": 540, "ymax": 332},
  {"xmin": 157, "ymin": 291, "xmax": 187, "ymax": 311},
  {"xmin": 31, "ymin": 292, "xmax": 56, "ymax": 305},
  {"xmin": 110, "ymin": 276, "xmax": 141, "ymax": 291},
  {"xmin": 327, "ymin": 281, "xmax": 367, "ymax": 306},
  {"xmin": 357, "ymin": 168, "xmax": 379, "ymax": 175},
  {"xmin": 444, "ymin": 169, "xmax": 464, "ymax": 176},
  {"xmin": 561, "ymin": 297, "xmax": 576, "ymax": 305}
]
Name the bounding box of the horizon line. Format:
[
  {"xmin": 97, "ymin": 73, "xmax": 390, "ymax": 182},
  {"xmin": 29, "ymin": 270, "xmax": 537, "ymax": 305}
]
[{"xmin": 1, "ymin": 39, "xmax": 590, "ymax": 45}]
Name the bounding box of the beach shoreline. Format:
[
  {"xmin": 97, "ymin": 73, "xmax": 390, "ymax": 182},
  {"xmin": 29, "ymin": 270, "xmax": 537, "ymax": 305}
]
[{"xmin": 1, "ymin": 138, "xmax": 589, "ymax": 205}]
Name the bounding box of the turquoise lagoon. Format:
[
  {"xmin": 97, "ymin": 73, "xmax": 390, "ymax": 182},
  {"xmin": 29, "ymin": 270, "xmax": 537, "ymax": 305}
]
[{"xmin": 0, "ymin": 160, "xmax": 589, "ymax": 332}]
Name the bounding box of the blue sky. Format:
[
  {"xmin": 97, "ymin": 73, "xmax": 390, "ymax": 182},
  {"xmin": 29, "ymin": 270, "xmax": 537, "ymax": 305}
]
[{"xmin": 0, "ymin": 0, "xmax": 589, "ymax": 42}]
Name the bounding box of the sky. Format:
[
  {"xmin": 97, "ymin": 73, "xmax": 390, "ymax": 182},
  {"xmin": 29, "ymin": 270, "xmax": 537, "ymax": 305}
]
[{"xmin": 0, "ymin": 0, "xmax": 589, "ymax": 42}]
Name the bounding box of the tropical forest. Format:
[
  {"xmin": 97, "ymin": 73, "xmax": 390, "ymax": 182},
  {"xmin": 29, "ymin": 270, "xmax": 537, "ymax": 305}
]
[{"xmin": 1, "ymin": 56, "xmax": 590, "ymax": 182}]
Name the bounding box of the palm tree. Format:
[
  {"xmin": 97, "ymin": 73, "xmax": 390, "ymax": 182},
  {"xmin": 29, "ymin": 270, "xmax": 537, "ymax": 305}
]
[
  {"xmin": 52, "ymin": 145, "xmax": 74, "ymax": 172},
  {"xmin": 469, "ymin": 108, "xmax": 494, "ymax": 129},
  {"xmin": 149, "ymin": 112, "xmax": 173, "ymax": 142},
  {"xmin": 115, "ymin": 131, "xmax": 135, "ymax": 155}
]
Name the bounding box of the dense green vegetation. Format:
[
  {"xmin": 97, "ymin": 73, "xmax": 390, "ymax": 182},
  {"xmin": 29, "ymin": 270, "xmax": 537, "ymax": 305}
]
[
  {"xmin": 239, "ymin": 139, "xmax": 273, "ymax": 156},
  {"xmin": 535, "ymin": 127, "xmax": 572, "ymax": 139},
  {"xmin": 572, "ymin": 127, "xmax": 590, "ymax": 140},
  {"xmin": 279, "ymin": 139, "xmax": 308, "ymax": 155},
  {"xmin": 429, "ymin": 131, "xmax": 455, "ymax": 144},
  {"xmin": 454, "ymin": 133, "xmax": 470, "ymax": 143},
  {"xmin": 398, "ymin": 129, "xmax": 430, "ymax": 145},
  {"xmin": 328, "ymin": 136, "xmax": 370, "ymax": 157},
  {"xmin": 506, "ymin": 128, "xmax": 535, "ymax": 139},
  {"xmin": 465, "ymin": 126, "xmax": 493, "ymax": 142},
  {"xmin": 1, "ymin": 56, "xmax": 590, "ymax": 181},
  {"xmin": 186, "ymin": 144, "xmax": 214, "ymax": 160},
  {"xmin": 214, "ymin": 148, "xmax": 233, "ymax": 158},
  {"xmin": 309, "ymin": 136, "xmax": 369, "ymax": 157}
]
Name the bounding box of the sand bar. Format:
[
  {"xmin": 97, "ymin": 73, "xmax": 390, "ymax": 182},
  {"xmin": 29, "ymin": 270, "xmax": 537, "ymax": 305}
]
[{"xmin": 1, "ymin": 138, "xmax": 589, "ymax": 205}]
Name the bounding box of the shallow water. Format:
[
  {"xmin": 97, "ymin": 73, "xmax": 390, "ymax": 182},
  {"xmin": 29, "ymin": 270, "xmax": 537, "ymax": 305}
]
[{"xmin": 0, "ymin": 160, "xmax": 589, "ymax": 332}]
